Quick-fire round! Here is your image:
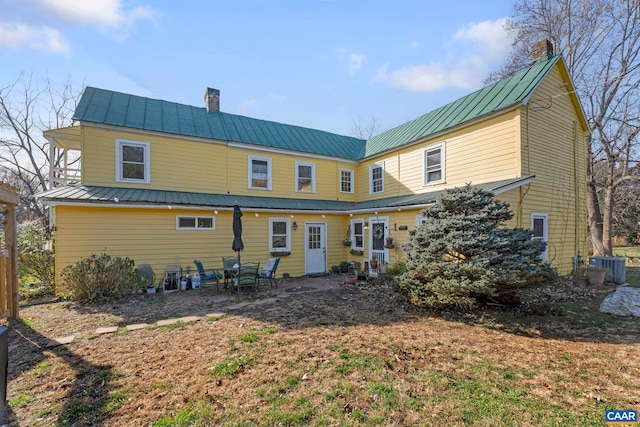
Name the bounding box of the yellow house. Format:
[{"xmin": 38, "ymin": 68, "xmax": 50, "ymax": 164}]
[{"xmin": 38, "ymin": 47, "xmax": 588, "ymax": 286}]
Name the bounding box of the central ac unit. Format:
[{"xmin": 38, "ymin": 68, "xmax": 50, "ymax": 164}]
[{"xmin": 589, "ymin": 256, "xmax": 626, "ymax": 284}]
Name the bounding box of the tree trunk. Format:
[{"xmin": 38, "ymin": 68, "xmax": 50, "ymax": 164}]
[{"xmin": 587, "ymin": 181, "xmax": 605, "ymax": 256}]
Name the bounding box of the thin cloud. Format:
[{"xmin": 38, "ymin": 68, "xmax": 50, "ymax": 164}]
[
  {"xmin": 0, "ymin": 22, "xmax": 70, "ymax": 54},
  {"xmin": 348, "ymin": 53, "xmax": 366, "ymax": 73},
  {"xmin": 30, "ymin": 0, "xmax": 157, "ymax": 29},
  {"xmin": 376, "ymin": 18, "xmax": 511, "ymax": 92}
]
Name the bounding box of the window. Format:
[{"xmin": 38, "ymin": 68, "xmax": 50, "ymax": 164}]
[
  {"xmin": 416, "ymin": 214, "xmax": 428, "ymax": 227},
  {"xmin": 116, "ymin": 139, "xmax": 150, "ymax": 183},
  {"xmin": 176, "ymin": 216, "xmax": 215, "ymax": 230},
  {"xmin": 531, "ymin": 212, "xmax": 549, "ymax": 260},
  {"xmin": 423, "ymin": 142, "xmax": 445, "ymax": 185},
  {"xmin": 370, "ymin": 163, "xmax": 384, "ymax": 194},
  {"xmin": 248, "ymin": 156, "xmax": 272, "ymax": 190},
  {"xmin": 351, "ymin": 218, "xmax": 364, "ymax": 250},
  {"xmin": 340, "ymin": 168, "xmax": 354, "ymax": 193},
  {"xmin": 295, "ymin": 161, "xmax": 315, "ymax": 193},
  {"xmin": 269, "ymin": 218, "xmax": 290, "ymax": 251}
]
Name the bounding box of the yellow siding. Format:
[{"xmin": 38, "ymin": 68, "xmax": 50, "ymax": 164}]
[
  {"xmin": 54, "ymin": 205, "xmax": 356, "ymax": 287},
  {"xmin": 357, "ymin": 111, "xmax": 521, "ymax": 201},
  {"xmin": 518, "ymin": 66, "xmax": 588, "ymax": 273},
  {"xmin": 81, "ymin": 126, "xmax": 358, "ymax": 202}
]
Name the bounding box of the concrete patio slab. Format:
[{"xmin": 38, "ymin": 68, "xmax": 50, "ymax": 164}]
[
  {"xmin": 126, "ymin": 323, "xmax": 148, "ymax": 331},
  {"xmin": 178, "ymin": 316, "xmax": 202, "ymax": 323}
]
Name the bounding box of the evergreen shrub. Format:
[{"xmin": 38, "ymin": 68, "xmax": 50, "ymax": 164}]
[
  {"xmin": 61, "ymin": 253, "xmax": 146, "ymax": 302},
  {"xmin": 397, "ymin": 185, "xmax": 556, "ymax": 309}
]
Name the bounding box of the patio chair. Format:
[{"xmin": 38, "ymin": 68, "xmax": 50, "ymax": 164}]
[
  {"xmin": 193, "ymin": 260, "xmax": 223, "ymax": 291},
  {"xmin": 232, "ymin": 262, "xmax": 260, "ymax": 294},
  {"xmin": 222, "ymin": 256, "xmax": 239, "ymax": 287},
  {"xmin": 257, "ymin": 257, "xmax": 280, "ymax": 288}
]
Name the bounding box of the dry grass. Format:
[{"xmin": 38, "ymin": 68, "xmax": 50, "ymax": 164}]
[{"xmin": 4, "ymin": 273, "xmax": 640, "ymax": 426}]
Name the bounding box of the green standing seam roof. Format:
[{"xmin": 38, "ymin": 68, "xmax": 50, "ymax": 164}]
[
  {"xmin": 36, "ymin": 177, "xmax": 534, "ymax": 212},
  {"xmin": 73, "ymin": 55, "xmax": 560, "ymax": 161},
  {"xmin": 74, "ymin": 87, "xmax": 367, "ymax": 161},
  {"xmin": 364, "ymin": 55, "xmax": 560, "ymax": 157}
]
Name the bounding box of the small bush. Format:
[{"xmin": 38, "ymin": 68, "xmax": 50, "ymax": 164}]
[
  {"xmin": 61, "ymin": 253, "xmax": 146, "ymax": 302},
  {"xmin": 385, "ymin": 261, "xmax": 406, "ymax": 285},
  {"xmin": 16, "ymin": 222, "xmax": 55, "ymax": 300}
]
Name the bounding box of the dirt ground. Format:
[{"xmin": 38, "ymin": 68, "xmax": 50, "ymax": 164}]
[{"xmin": 4, "ymin": 275, "xmax": 640, "ymax": 426}]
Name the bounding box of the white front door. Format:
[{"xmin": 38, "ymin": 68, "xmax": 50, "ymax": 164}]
[
  {"xmin": 369, "ymin": 216, "xmax": 389, "ymax": 265},
  {"xmin": 305, "ymin": 223, "xmax": 326, "ymax": 274}
]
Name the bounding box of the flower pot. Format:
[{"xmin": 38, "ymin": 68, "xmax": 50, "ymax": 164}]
[
  {"xmin": 588, "ymin": 268, "xmax": 607, "ymax": 286},
  {"xmin": 340, "ymin": 264, "xmax": 349, "ymax": 273},
  {"xmin": 345, "ymin": 275, "xmax": 357, "ymax": 284}
]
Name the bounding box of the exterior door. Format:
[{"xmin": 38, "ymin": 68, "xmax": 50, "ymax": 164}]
[
  {"xmin": 369, "ymin": 216, "xmax": 389, "ymax": 265},
  {"xmin": 305, "ymin": 223, "xmax": 326, "ymax": 274}
]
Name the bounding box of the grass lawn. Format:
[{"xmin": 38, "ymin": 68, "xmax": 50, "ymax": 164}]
[{"xmin": 5, "ymin": 274, "xmax": 640, "ymax": 426}]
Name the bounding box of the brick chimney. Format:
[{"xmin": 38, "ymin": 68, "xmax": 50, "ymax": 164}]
[
  {"xmin": 205, "ymin": 87, "xmax": 220, "ymax": 112},
  {"xmin": 532, "ymin": 39, "xmax": 554, "ymax": 62}
]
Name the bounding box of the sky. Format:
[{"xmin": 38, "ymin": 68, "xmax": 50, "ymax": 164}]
[{"xmin": 0, "ymin": 0, "xmax": 516, "ymax": 137}]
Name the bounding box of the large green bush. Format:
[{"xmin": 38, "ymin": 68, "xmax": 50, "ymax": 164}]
[
  {"xmin": 61, "ymin": 253, "xmax": 146, "ymax": 302},
  {"xmin": 396, "ymin": 185, "xmax": 556, "ymax": 309},
  {"xmin": 16, "ymin": 222, "xmax": 55, "ymax": 300}
]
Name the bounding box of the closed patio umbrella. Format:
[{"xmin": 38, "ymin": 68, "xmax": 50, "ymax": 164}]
[{"xmin": 232, "ymin": 204, "xmax": 244, "ymax": 269}]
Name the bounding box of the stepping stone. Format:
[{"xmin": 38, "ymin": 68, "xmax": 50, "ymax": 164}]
[
  {"xmin": 46, "ymin": 335, "xmax": 75, "ymax": 348},
  {"xmin": 253, "ymin": 298, "xmax": 277, "ymax": 305},
  {"xmin": 179, "ymin": 316, "xmax": 202, "ymax": 323},
  {"xmin": 126, "ymin": 323, "xmax": 148, "ymax": 331},
  {"xmin": 205, "ymin": 312, "xmax": 226, "ymax": 319},
  {"xmin": 156, "ymin": 318, "xmax": 179, "ymax": 326},
  {"xmin": 95, "ymin": 326, "xmax": 118, "ymax": 335},
  {"xmin": 226, "ymin": 302, "xmax": 251, "ymax": 310}
]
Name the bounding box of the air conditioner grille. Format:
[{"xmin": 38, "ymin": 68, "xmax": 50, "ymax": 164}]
[{"xmin": 589, "ymin": 256, "xmax": 626, "ymax": 284}]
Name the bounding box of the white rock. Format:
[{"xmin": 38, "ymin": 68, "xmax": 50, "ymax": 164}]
[{"xmin": 599, "ymin": 287, "xmax": 640, "ymax": 317}]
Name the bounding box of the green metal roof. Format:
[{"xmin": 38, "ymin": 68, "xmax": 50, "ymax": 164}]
[
  {"xmin": 73, "ymin": 55, "xmax": 561, "ymax": 162},
  {"xmin": 36, "ymin": 177, "xmax": 533, "ymax": 212},
  {"xmin": 364, "ymin": 55, "xmax": 561, "ymax": 158},
  {"xmin": 74, "ymin": 87, "xmax": 366, "ymax": 161}
]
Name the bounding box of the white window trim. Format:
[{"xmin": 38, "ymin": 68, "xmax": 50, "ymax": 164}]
[
  {"xmin": 295, "ymin": 161, "xmax": 316, "ymax": 193},
  {"xmin": 176, "ymin": 216, "xmax": 216, "ymax": 230},
  {"xmin": 416, "ymin": 214, "xmax": 428, "ymax": 227},
  {"xmin": 116, "ymin": 139, "xmax": 150, "ymax": 184},
  {"xmin": 340, "ymin": 168, "xmax": 354, "ymax": 194},
  {"xmin": 531, "ymin": 212, "xmax": 549, "ymax": 260},
  {"xmin": 369, "ymin": 162, "xmax": 384, "ymax": 195},
  {"xmin": 269, "ymin": 217, "xmax": 291, "ymax": 252},
  {"xmin": 423, "ymin": 141, "xmax": 446, "ymax": 186},
  {"xmin": 248, "ymin": 155, "xmax": 272, "ymax": 190},
  {"xmin": 350, "ymin": 218, "xmax": 365, "ymax": 250}
]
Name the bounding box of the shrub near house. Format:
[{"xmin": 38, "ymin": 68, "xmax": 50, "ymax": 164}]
[{"xmin": 397, "ymin": 185, "xmax": 556, "ymax": 309}]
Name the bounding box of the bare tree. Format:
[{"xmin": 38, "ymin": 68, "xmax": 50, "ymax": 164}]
[
  {"xmin": 0, "ymin": 73, "xmax": 81, "ymax": 222},
  {"xmin": 489, "ymin": 0, "xmax": 640, "ymax": 256},
  {"xmin": 351, "ymin": 116, "xmax": 383, "ymax": 140}
]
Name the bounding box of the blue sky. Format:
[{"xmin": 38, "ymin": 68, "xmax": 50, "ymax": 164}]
[{"xmin": 0, "ymin": 0, "xmax": 515, "ymax": 137}]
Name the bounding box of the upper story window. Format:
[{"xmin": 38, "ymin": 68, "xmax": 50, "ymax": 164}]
[
  {"xmin": 423, "ymin": 142, "xmax": 445, "ymax": 185},
  {"xmin": 116, "ymin": 139, "xmax": 150, "ymax": 183},
  {"xmin": 248, "ymin": 156, "xmax": 272, "ymax": 190},
  {"xmin": 350, "ymin": 218, "xmax": 364, "ymax": 250},
  {"xmin": 340, "ymin": 168, "xmax": 354, "ymax": 194},
  {"xmin": 295, "ymin": 161, "xmax": 315, "ymax": 193},
  {"xmin": 176, "ymin": 216, "xmax": 215, "ymax": 230},
  {"xmin": 269, "ymin": 217, "xmax": 291, "ymax": 252},
  {"xmin": 369, "ymin": 163, "xmax": 384, "ymax": 194}
]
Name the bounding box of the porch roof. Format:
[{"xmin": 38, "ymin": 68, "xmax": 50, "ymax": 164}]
[{"xmin": 36, "ymin": 176, "xmax": 533, "ymax": 213}]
